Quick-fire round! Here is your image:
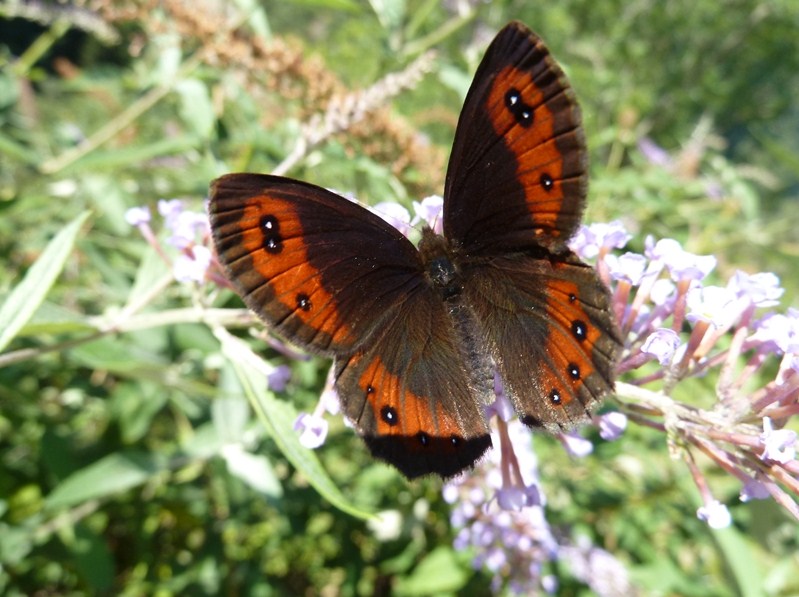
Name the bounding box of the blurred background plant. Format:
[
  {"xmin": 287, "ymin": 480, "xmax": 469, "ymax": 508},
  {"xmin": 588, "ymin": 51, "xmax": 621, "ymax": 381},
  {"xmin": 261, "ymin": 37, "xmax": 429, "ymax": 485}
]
[{"xmin": 1, "ymin": 0, "xmax": 798, "ymax": 595}]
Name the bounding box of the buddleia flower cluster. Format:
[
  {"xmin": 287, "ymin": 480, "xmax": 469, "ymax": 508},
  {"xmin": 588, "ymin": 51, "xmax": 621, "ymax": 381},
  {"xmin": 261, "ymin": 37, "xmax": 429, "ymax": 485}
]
[{"xmin": 126, "ymin": 185, "xmax": 797, "ymax": 595}]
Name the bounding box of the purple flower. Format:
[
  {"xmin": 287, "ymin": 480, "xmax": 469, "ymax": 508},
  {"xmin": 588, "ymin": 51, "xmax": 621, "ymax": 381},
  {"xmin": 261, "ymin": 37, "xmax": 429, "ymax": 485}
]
[
  {"xmin": 266, "ymin": 364, "xmax": 291, "ymax": 391},
  {"xmin": 442, "ymin": 420, "xmax": 560, "ymax": 593},
  {"xmin": 373, "ymin": 202, "xmax": 411, "ymax": 237},
  {"xmin": 157, "ymin": 198, "xmax": 184, "ymax": 221},
  {"xmin": 496, "ymin": 486, "xmax": 527, "ymax": 511},
  {"xmin": 696, "ymin": 499, "xmax": 732, "ymax": 529},
  {"xmin": 597, "ymin": 412, "xmax": 627, "ymax": 441},
  {"xmin": 649, "ymin": 278, "xmax": 676, "ymax": 306},
  {"xmin": 686, "ymin": 285, "xmax": 742, "ymax": 329},
  {"xmin": 606, "ymin": 252, "xmax": 647, "ymax": 285},
  {"xmin": 293, "ymin": 412, "xmax": 328, "ymax": 449},
  {"xmin": 560, "ymin": 538, "xmax": 633, "ymax": 597},
  {"xmin": 569, "ymin": 220, "xmax": 631, "ymax": 259},
  {"xmin": 638, "ymin": 137, "xmax": 672, "ymax": 167},
  {"xmin": 739, "ymin": 477, "xmax": 770, "ymax": 502},
  {"xmin": 125, "ymin": 205, "xmax": 151, "ymax": 226},
  {"xmin": 167, "ymin": 210, "xmax": 210, "ymax": 249},
  {"xmin": 760, "ymin": 417, "xmax": 796, "ymax": 463},
  {"xmin": 641, "ymin": 328, "xmax": 681, "ymax": 365},
  {"xmin": 645, "ymin": 237, "xmax": 716, "ymax": 281},
  {"xmin": 727, "ymin": 270, "xmax": 783, "ymax": 308},
  {"xmin": 560, "ymin": 431, "xmax": 593, "ymax": 457},
  {"xmin": 412, "ymin": 195, "xmax": 444, "ymax": 233},
  {"xmin": 485, "ymin": 372, "xmax": 514, "ymax": 422},
  {"xmin": 173, "ymin": 245, "xmax": 212, "ymax": 283},
  {"xmin": 752, "ymin": 310, "xmax": 799, "ymax": 354}
]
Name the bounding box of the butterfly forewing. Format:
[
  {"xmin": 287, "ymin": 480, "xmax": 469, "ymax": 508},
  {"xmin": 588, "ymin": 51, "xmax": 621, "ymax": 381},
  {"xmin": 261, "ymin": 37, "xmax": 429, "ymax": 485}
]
[
  {"xmin": 444, "ymin": 21, "xmax": 587, "ymax": 254},
  {"xmin": 210, "ymin": 174, "xmax": 425, "ymax": 355}
]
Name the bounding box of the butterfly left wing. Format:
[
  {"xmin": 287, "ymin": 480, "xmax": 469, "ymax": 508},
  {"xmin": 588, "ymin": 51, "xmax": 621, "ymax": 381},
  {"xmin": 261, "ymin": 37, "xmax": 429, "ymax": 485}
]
[
  {"xmin": 461, "ymin": 252, "xmax": 621, "ymax": 431},
  {"xmin": 210, "ymin": 173, "xmax": 492, "ymax": 478},
  {"xmin": 210, "ymin": 173, "xmax": 426, "ymax": 355},
  {"xmin": 443, "ymin": 21, "xmax": 587, "ymax": 254}
]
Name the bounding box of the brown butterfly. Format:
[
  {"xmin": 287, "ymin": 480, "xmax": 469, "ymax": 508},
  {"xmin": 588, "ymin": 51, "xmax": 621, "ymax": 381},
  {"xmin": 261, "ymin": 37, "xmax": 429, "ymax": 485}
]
[{"xmin": 209, "ymin": 21, "xmax": 622, "ymax": 479}]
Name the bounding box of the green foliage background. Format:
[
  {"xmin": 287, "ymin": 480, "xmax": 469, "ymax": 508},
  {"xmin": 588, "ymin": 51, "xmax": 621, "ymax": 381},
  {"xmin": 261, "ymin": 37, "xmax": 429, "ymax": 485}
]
[{"xmin": 1, "ymin": 0, "xmax": 798, "ymax": 595}]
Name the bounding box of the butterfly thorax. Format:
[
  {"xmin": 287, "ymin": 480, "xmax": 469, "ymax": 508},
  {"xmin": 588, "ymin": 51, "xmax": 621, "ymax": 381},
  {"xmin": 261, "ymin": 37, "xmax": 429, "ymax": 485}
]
[{"xmin": 418, "ymin": 226, "xmax": 462, "ymax": 301}]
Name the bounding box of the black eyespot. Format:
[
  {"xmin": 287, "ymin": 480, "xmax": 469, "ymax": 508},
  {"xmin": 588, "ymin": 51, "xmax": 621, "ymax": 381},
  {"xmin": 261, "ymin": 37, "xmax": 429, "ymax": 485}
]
[
  {"xmin": 366, "ymin": 385, "xmax": 375, "ymax": 395},
  {"xmin": 549, "ymin": 389, "xmax": 562, "ymax": 405},
  {"xmin": 380, "ymin": 405, "xmax": 398, "ymax": 426},
  {"xmin": 504, "ymin": 88, "xmax": 534, "ymax": 128},
  {"xmin": 450, "ymin": 436, "xmax": 460, "ymax": 446},
  {"xmin": 296, "ymin": 293, "xmax": 311, "ymax": 311},
  {"xmin": 521, "ymin": 415, "xmax": 544, "ymax": 428},
  {"xmin": 540, "ymin": 173, "xmax": 554, "ymax": 191},
  {"xmin": 568, "ymin": 363, "xmax": 581, "ymax": 380},
  {"xmin": 260, "ymin": 215, "xmax": 283, "ymax": 254},
  {"xmin": 418, "ymin": 432, "xmax": 430, "ymax": 446},
  {"xmin": 572, "ymin": 320, "xmax": 587, "ymax": 341},
  {"xmin": 569, "ymin": 293, "xmax": 577, "ymax": 303}
]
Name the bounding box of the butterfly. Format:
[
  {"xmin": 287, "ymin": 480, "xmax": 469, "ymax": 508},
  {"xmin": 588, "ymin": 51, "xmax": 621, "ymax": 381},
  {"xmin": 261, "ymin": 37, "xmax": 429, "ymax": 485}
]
[{"xmin": 209, "ymin": 21, "xmax": 622, "ymax": 479}]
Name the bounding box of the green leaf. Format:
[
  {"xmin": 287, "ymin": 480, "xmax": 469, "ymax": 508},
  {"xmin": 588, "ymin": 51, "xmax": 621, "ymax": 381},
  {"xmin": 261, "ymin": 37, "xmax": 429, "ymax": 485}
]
[
  {"xmin": 221, "ymin": 444, "xmax": 283, "ymax": 498},
  {"xmin": 0, "ymin": 211, "xmax": 91, "ymax": 353},
  {"xmin": 176, "ymin": 78, "xmax": 214, "ymax": 138},
  {"xmin": 217, "ymin": 328, "xmax": 373, "ymax": 519},
  {"xmin": 45, "ymin": 452, "xmax": 167, "ymax": 510},
  {"xmin": 18, "ymin": 301, "xmax": 97, "ymax": 337},
  {"xmin": 712, "ymin": 524, "xmax": 764, "ymax": 597},
  {"xmin": 394, "ymin": 546, "xmax": 468, "ymax": 596}
]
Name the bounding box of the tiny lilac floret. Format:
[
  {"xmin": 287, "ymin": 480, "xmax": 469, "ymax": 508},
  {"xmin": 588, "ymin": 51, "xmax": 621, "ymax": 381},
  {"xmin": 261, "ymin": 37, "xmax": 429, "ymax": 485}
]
[
  {"xmin": 739, "ymin": 478, "xmax": 770, "ymax": 502},
  {"xmin": 686, "ymin": 285, "xmax": 742, "ymax": 329},
  {"xmin": 569, "ymin": 220, "xmax": 631, "ymax": 259},
  {"xmin": 752, "ymin": 310, "xmax": 799, "ymax": 355},
  {"xmin": 760, "ymin": 417, "xmax": 797, "ymax": 464},
  {"xmin": 486, "ymin": 373, "xmax": 515, "ymax": 421},
  {"xmin": 157, "ymin": 198, "xmax": 184, "ymax": 221},
  {"xmin": 638, "ymin": 137, "xmax": 672, "ymax": 167},
  {"xmin": 124, "ymin": 205, "xmax": 151, "ymax": 226},
  {"xmin": 606, "ymin": 252, "xmax": 648, "ymax": 285},
  {"xmin": 649, "ymin": 278, "xmax": 676, "ymax": 306},
  {"xmin": 167, "ymin": 210, "xmax": 210, "ymax": 249},
  {"xmin": 560, "ymin": 431, "xmax": 593, "ymax": 457},
  {"xmin": 373, "ymin": 202, "xmax": 411, "ymax": 237},
  {"xmin": 173, "ymin": 245, "xmax": 212, "ymax": 283},
  {"xmin": 598, "ymin": 411, "xmax": 627, "ymax": 441},
  {"xmin": 696, "ymin": 499, "xmax": 732, "ymax": 529},
  {"xmin": 412, "ymin": 195, "xmax": 444, "ymax": 232},
  {"xmin": 294, "ymin": 412, "xmax": 328, "ymax": 449},
  {"xmin": 266, "ymin": 364, "xmax": 292, "ymax": 392},
  {"xmin": 727, "ymin": 270, "xmax": 783, "ymax": 308},
  {"xmin": 645, "ymin": 237, "xmax": 716, "ymax": 281},
  {"xmin": 641, "ymin": 328, "xmax": 681, "ymax": 365},
  {"xmin": 496, "ymin": 486, "xmax": 526, "ymax": 511}
]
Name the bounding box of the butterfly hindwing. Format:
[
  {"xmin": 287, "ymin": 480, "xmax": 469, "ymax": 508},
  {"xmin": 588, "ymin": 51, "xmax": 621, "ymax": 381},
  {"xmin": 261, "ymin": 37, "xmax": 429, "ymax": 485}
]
[
  {"xmin": 335, "ymin": 286, "xmax": 493, "ymax": 479},
  {"xmin": 462, "ymin": 252, "xmax": 621, "ymax": 430},
  {"xmin": 210, "ymin": 174, "xmax": 425, "ymax": 355},
  {"xmin": 444, "ymin": 21, "xmax": 587, "ymax": 254}
]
